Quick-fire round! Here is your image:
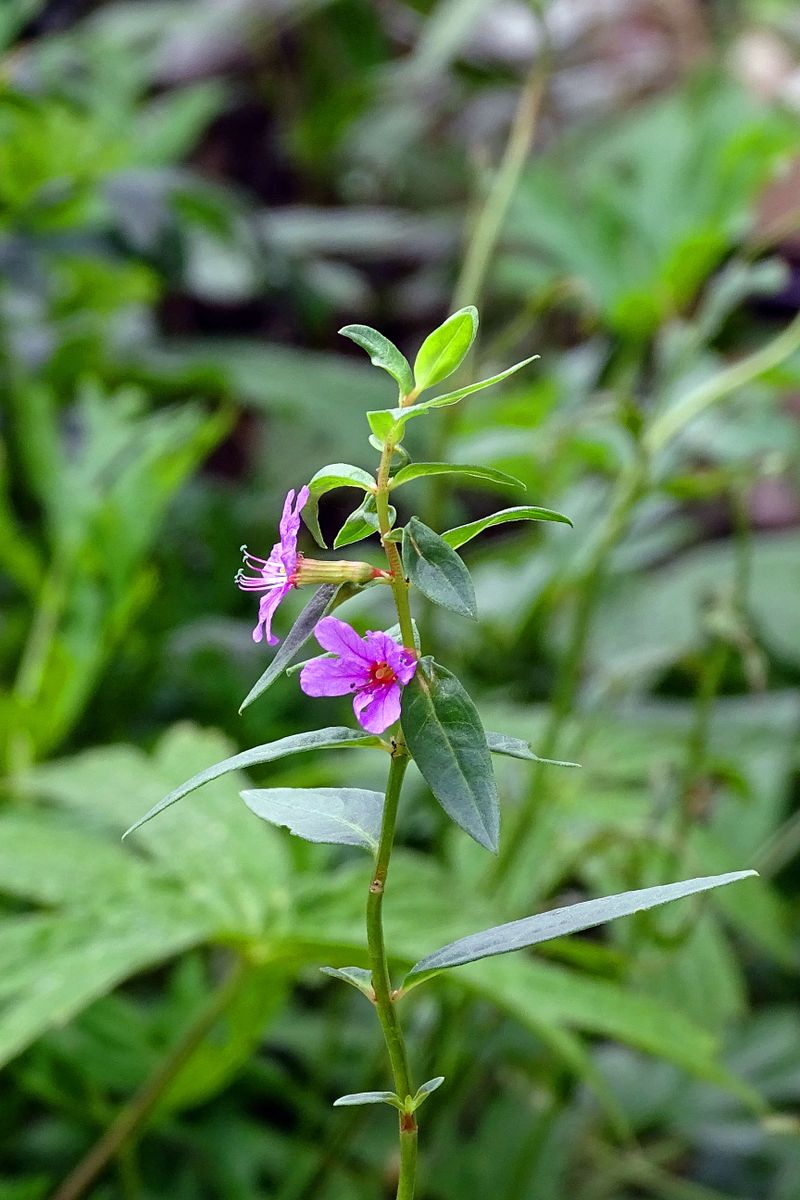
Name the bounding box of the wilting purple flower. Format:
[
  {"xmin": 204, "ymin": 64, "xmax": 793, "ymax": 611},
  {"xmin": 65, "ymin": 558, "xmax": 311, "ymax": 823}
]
[
  {"xmin": 300, "ymin": 616, "xmax": 417, "ymax": 734},
  {"xmin": 236, "ymin": 486, "xmax": 310, "ymax": 645}
]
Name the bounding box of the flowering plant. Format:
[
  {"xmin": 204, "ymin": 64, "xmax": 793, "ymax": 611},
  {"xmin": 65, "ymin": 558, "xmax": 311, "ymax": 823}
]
[{"xmin": 126, "ymin": 306, "xmax": 754, "ymax": 1199}]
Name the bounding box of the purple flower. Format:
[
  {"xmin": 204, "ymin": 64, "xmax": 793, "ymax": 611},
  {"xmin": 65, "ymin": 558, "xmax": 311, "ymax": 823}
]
[
  {"xmin": 300, "ymin": 616, "xmax": 418, "ymax": 734},
  {"xmin": 236, "ymin": 486, "xmax": 310, "ymax": 645}
]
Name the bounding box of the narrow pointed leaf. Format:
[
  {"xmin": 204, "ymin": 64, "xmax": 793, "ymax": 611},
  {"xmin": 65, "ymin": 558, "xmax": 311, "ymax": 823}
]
[
  {"xmin": 339, "ymin": 324, "xmax": 414, "ymax": 396},
  {"xmin": 391, "ymin": 462, "xmax": 525, "ymax": 492},
  {"xmin": 123, "ymin": 726, "xmax": 382, "ymax": 838},
  {"xmin": 402, "ymin": 517, "xmax": 477, "ymax": 619},
  {"xmin": 486, "ymin": 731, "xmax": 579, "ymax": 769},
  {"xmin": 320, "ymin": 966, "xmax": 374, "ymax": 999},
  {"xmin": 413, "ymin": 306, "xmax": 478, "ymax": 391},
  {"xmin": 239, "ymin": 584, "xmax": 340, "ymax": 713},
  {"xmin": 401, "ymin": 659, "xmax": 499, "ymax": 852},
  {"xmin": 406, "ymin": 871, "xmax": 758, "ymax": 982},
  {"xmin": 302, "ymin": 463, "xmax": 376, "ymax": 547},
  {"xmin": 366, "ymin": 355, "xmax": 539, "ymax": 442},
  {"xmin": 333, "ymin": 1091, "xmax": 402, "ymax": 1109},
  {"xmin": 242, "ymin": 787, "xmax": 384, "ymax": 851},
  {"xmin": 442, "ymin": 505, "xmax": 572, "ymax": 549},
  {"xmin": 413, "ymin": 1076, "xmax": 445, "ymax": 1104},
  {"xmin": 333, "ymin": 493, "xmax": 394, "ymax": 549}
]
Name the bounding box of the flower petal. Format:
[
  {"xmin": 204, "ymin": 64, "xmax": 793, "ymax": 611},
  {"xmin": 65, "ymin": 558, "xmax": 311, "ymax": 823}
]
[
  {"xmin": 296, "ymin": 484, "xmax": 311, "ymax": 511},
  {"xmin": 353, "ymin": 682, "xmax": 401, "ymax": 734},
  {"xmin": 384, "ymin": 641, "xmax": 418, "ymax": 686},
  {"xmin": 253, "ymin": 585, "xmax": 288, "ymax": 645},
  {"xmin": 279, "ymin": 488, "xmax": 298, "ymax": 537},
  {"xmin": 363, "ymin": 630, "xmax": 398, "ymax": 662},
  {"xmin": 278, "ymin": 486, "xmax": 306, "ymax": 568},
  {"xmin": 313, "ymin": 616, "xmax": 373, "ymax": 663},
  {"xmin": 300, "ymin": 656, "xmax": 370, "ymax": 697}
]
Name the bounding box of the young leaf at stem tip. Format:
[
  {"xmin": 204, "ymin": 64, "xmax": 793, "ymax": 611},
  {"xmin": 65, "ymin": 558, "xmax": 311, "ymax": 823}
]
[
  {"xmin": 411, "ymin": 1077, "xmax": 445, "ymax": 1109},
  {"xmin": 402, "ymin": 516, "xmax": 477, "ymax": 620},
  {"xmin": 367, "ymin": 354, "xmax": 539, "ymax": 443},
  {"xmin": 339, "ymin": 324, "xmax": 415, "ymax": 397},
  {"xmin": 403, "ymin": 871, "xmax": 758, "ymax": 985},
  {"xmin": 413, "ymin": 306, "xmax": 478, "ymax": 392},
  {"xmin": 401, "ymin": 658, "xmax": 499, "ymax": 852}
]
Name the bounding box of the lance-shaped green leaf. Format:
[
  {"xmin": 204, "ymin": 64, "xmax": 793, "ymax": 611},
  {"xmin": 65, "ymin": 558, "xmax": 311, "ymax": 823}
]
[
  {"xmin": 405, "ymin": 871, "xmax": 757, "ymax": 985},
  {"xmin": 333, "ymin": 1091, "xmax": 402, "ymax": 1110},
  {"xmin": 333, "ymin": 493, "xmax": 395, "ymax": 550},
  {"xmin": 320, "ymin": 966, "xmax": 374, "ymax": 1000},
  {"xmin": 123, "ymin": 726, "xmax": 383, "ymax": 838},
  {"xmin": 413, "ymin": 306, "xmax": 478, "ymax": 392},
  {"xmin": 401, "ymin": 660, "xmax": 499, "ymax": 852},
  {"xmin": 242, "ymin": 787, "xmax": 384, "ymax": 851},
  {"xmin": 442, "ymin": 505, "xmax": 572, "ymax": 549},
  {"xmin": 390, "ymin": 462, "xmax": 525, "ymax": 492},
  {"xmin": 410, "ymin": 1077, "xmax": 445, "ymax": 1110},
  {"xmin": 339, "ymin": 324, "xmax": 414, "ymax": 397},
  {"xmin": 302, "ymin": 463, "xmax": 376, "ymax": 547},
  {"xmin": 486, "ymin": 731, "xmax": 580, "ymax": 769},
  {"xmin": 239, "ymin": 584, "xmax": 340, "ymax": 713},
  {"xmin": 366, "ymin": 355, "xmax": 538, "ymax": 443},
  {"xmin": 402, "ymin": 517, "xmax": 477, "ymax": 620}
]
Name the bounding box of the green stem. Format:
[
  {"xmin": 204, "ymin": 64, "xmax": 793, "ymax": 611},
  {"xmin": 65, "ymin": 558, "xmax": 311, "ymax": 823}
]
[
  {"xmin": 398, "ymin": 1123, "xmax": 418, "ymax": 1200},
  {"xmin": 51, "ymin": 956, "xmax": 247, "ymax": 1200},
  {"xmin": 645, "ymin": 309, "xmax": 800, "ymax": 453},
  {"xmin": 7, "ymin": 547, "xmax": 71, "ymax": 779},
  {"xmin": 367, "ymin": 750, "xmax": 413, "ymax": 1100},
  {"xmin": 361, "ymin": 442, "xmax": 419, "ymax": 1198},
  {"xmin": 367, "ymin": 746, "xmax": 417, "ymax": 1199},
  {"xmin": 451, "ymin": 60, "xmax": 548, "ymax": 314},
  {"xmin": 376, "ymin": 443, "xmax": 416, "ymax": 651}
]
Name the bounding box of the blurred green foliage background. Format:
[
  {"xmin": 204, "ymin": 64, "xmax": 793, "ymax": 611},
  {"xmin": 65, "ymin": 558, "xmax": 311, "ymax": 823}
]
[{"xmin": 2, "ymin": 1, "xmax": 800, "ymax": 1197}]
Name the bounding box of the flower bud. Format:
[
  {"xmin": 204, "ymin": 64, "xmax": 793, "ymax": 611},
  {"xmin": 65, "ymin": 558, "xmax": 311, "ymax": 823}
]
[{"xmin": 292, "ymin": 557, "xmax": 390, "ymax": 587}]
